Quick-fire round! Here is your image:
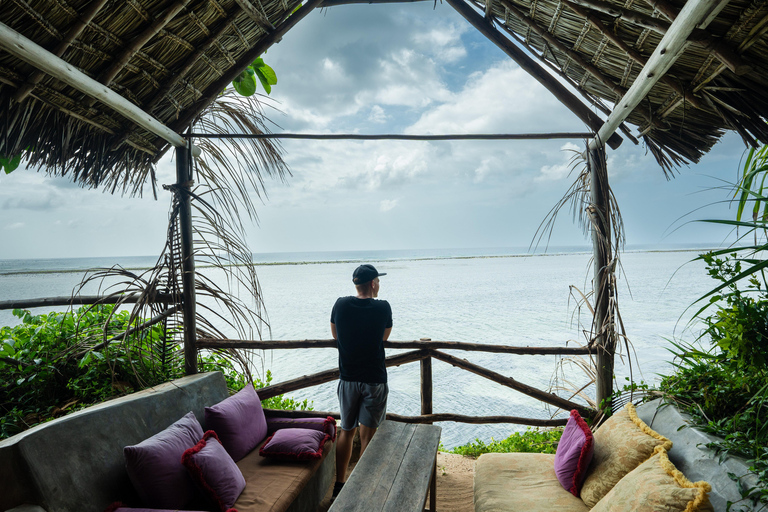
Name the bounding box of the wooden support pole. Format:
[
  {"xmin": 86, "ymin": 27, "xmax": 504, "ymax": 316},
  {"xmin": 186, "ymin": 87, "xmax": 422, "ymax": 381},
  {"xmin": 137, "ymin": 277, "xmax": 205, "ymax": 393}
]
[
  {"xmin": 13, "ymin": 0, "xmax": 111, "ymax": 103},
  {"xmin": 420, "ymin": 355, "xmax": 436, "ymax": 512},
  {"xmin": 177, "ymin": 142, "xmax": 198, "ymax": 375},
  {"xmin": 588, "ymin": 145, "xmax": 614, "ymax": 411},
  {"xmin": 445, "ymin": 0, "xmax": 622, "ymax": 150}
]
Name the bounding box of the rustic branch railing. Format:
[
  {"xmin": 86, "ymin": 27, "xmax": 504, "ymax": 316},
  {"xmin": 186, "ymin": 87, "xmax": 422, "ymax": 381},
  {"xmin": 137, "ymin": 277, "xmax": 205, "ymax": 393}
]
[
  {"xmin": 199, "ymin": 337, "xmax": 595, "ymax": 426},
  {"xmin": 0, "ymin": 293, "xmax": 176, "ymax": 310}
]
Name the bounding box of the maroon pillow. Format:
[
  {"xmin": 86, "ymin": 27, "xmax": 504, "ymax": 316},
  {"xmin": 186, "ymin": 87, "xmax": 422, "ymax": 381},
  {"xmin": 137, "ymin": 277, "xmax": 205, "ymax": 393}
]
[
  {"xmin": 123, "ymin": 411, "xmax": 203, "ymax": 509},
  {"xmin": 182, "ymin": 431, "xmax": 246, "ymax": 512},
  {"xmin": 259, "ymin": 427, "xmax": 330, "ymax": 461},
  {"xmin": 554, "ymin": 409, "xmax": 594, "ymax": 496},
  {"xmin": 205, "ymin": 385, "xmax": 267, "ymax": 462},
  {"xmin": 266, "ymin": 416, "xmax": 337, "ymax": 441}
]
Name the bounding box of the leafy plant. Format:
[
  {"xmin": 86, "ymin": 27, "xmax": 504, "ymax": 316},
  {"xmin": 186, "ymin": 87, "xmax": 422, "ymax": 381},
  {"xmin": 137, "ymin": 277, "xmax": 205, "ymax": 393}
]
[
  {"xmin": 447, "ymin": 427, "xmax": 562, "ymax": 458},
  {"xmin": 1, "ymin": 306, "xmax": 309, "ymax": 439},
  {"xmin": 232, "ymin": 58, "xmax": 277, "ymax": 96}
]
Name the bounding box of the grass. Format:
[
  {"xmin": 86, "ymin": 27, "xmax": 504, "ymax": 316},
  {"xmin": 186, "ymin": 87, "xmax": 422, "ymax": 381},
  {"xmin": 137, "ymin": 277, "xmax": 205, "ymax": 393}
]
[{"xmin": 445, "ymin": 427, "xmax": 563, "ymax": 458}]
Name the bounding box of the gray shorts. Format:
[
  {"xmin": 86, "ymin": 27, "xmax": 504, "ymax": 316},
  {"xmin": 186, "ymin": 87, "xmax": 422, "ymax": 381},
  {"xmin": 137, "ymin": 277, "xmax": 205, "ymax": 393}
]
[{"xmin": 337, "ymin": 380, "xmax": 388, "ymax": 431}]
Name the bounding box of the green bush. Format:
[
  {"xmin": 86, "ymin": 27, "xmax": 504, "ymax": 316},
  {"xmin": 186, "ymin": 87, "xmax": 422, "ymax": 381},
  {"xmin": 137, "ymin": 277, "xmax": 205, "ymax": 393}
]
[
  {"xmin": 447, "ymin": 427, "xmax": 562, "ymax": 458},
  {"xmin": 1, "ymin": 306, "xmax": 310, "ymax": 439}
]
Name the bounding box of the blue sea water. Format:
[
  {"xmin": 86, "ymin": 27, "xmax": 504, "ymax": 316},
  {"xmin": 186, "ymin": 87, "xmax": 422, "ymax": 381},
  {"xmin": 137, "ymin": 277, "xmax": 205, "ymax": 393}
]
[{"xmin": 0, "ymin": 246, "xmax": 713, "ymax": 448}]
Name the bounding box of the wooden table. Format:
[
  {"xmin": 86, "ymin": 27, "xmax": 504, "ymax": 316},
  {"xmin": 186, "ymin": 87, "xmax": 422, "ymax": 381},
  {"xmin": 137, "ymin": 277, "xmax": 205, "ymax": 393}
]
[{"xmin": 329, "ymin": 420, "xmax": 442, "ymax": 512}]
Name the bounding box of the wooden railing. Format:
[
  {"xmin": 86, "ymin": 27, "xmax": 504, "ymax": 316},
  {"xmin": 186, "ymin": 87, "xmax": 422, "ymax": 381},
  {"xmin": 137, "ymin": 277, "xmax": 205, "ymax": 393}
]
[{"xmin": 197, "ymin": 338, "xmax": 595, "ymax": 423}]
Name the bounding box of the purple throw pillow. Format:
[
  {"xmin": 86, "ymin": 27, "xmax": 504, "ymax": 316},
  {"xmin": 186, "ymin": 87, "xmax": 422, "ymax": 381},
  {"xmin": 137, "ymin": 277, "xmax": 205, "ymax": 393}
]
[
  {"xmin": 259, "ymin": 427, "xmax": 330, "ymax": 461},
  {"xmin": 554, "ymin": 409, "xmax": 595, "ymax": 496},
  {"xmin": 205, "ymin": 384, "xmax": 267, "ymax": 462},
  {"xmin": 266, "ymin": 416, "xmax": 337, "ymax": 441},
  {"xmin": 182, "ymin": 431, "xmax": 246, "ymax": 512},
  {"xmin": 123, "ymin": 411, "xmax": 203, "ymax": 509}
]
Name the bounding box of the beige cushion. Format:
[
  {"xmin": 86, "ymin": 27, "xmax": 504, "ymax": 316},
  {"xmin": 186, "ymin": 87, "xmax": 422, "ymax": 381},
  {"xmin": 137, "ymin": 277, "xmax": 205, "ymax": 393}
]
[
  {"xmin": 474, "ymin": 453, "xmax": 590, "ymax": 512},
  {"xmin": 580, "ymin": 403, "xmax": 672, "ymax": 507},
  {"xmin": 233, "ymin": 439, "xmax": 332, "ymax": 512},
  {"xmin": 591, "ymin": 446, "xmax": 714, "ymax": 512}
]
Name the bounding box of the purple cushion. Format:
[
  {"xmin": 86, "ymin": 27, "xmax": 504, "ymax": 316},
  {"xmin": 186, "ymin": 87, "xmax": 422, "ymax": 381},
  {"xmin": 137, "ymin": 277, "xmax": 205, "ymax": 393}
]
[
  {"xmin": 182, "ymin": 431, "xmax": 246, "ymax": 512},
  {"xmin": 107, "ymin": 507, "xmax": 209, "ymax": 512},
  {"xmin": 259, "ymin": 427, "xmax": 330, "ymax": 460},
  {"xmin": 266, "ymin": 416, "xmax": 337, "ymax": 441},
  {"xmin": 123, "ymin": 411, "xmax": 203, "ymax": 509},
  {"xmin": 205, "ymin": 384, "xmax": 267, "ymax": 462},
  {"xmin": 554, "ymin": 409, "xmax": 595, "ymax": 496}
]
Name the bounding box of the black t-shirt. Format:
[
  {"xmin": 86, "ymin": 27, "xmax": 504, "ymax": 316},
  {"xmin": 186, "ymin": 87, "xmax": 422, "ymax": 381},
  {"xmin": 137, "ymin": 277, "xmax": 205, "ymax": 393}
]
[{"xmin": 330, "ymin": 296, "xmax": 393, "ymax": 383}]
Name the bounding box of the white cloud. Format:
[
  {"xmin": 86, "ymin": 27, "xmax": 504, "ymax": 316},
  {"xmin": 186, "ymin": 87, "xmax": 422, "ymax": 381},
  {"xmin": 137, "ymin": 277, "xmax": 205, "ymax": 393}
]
[
  {"xmin": 536, "ymin": 143, "xmax": 582, "ymax": 182},
  {"xmin": 411, "ymin": 24, "xmax": 468, "ymax": 63},
  {"xmin": 5, "ymin": 222, "xmax": 24, "ymax": 230},
  {"xmin": 369, "ymin": 105, "xmax": 388, "ymax": 124},
  {"xmin": 380, "ymin": 199, "xmax": 399, "ymax": 212}
]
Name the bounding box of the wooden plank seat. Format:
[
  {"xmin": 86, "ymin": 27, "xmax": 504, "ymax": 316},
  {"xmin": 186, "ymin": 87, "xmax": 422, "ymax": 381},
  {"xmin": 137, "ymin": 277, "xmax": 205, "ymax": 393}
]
[{"xmin": 329, "ymin": 420, "xmax": 441, "ymax": 512}]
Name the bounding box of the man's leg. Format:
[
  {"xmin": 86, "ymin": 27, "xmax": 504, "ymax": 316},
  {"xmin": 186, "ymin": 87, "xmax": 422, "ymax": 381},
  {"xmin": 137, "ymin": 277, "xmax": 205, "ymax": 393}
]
[
  {"xmin": 359, "ymin": 423, "xmax": 377, "ymax": 456},
  {"xmin": 335, "ymin": 427, "xmax": 357, "ymax": 483}
]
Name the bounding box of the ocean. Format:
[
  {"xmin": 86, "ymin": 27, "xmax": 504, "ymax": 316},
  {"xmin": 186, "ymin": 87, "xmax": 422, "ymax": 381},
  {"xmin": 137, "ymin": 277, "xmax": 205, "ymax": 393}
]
[{"xmin": 0, "ymin": 246, "xmax": 714, "ymax": 448}]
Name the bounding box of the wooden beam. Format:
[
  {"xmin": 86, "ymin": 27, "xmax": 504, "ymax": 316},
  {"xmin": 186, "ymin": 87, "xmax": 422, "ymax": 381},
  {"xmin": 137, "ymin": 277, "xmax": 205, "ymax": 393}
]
[
  {"xmin": 564, "ymin": 0, "xmax": 750, "ymax": 74},
  {"xmin": 0, "ymin": 22, "xmax": 188, "ymax": 148},
  {"xmin": 318, "ymin": 0, "xmax": 429, "ymax": 5},
  {"xmin": 261, "ymin": 408, "xmax": 573, "ymax": 425},
  {"xmin": 166, "ymin": 0, "xmax": 324, "ymax": 137},
  {"xmin": 430, "ymin": 349, "xmax": 592, "ymax": 416},
  {"xmin": 13, "ymin": 0, "xmax": 110, "ymax": 103},
  {"xmin": 233, "ymin": 0, "xmax": 275, "ymax": 31},
  {"xmin": 255, "ymin": 350, "xmax": 429, "ymax": 400},
  {"xmin": 589, "ymin": 0, "xmax": 723, "ymax": 148},
  {"xmin": 84, "ymin": 0, "xmax": 191, "ymax": 108},
  {"xmin": 444, "ymin": 0, "xmax": 623, "ymax": 150},
  {"xmin": 500, "ymin": 0, "xmax": 628, "ymax": 99},
  {"xmin": 196, "ymin": 337, "xmax": 592, "ymax": 355},
  {"xmin": 564, "ymin": 2, "xmax": 702, "ymax": 109},
  {"xmin": 0, "ymin": 293, "xmax": 176, "ymax": 310}
]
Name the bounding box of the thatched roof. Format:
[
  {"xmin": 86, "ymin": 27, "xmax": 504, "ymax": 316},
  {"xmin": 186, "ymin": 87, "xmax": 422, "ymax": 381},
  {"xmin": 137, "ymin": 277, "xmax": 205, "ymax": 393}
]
[{"xmin": 1, "ymin": 0, "xmax": 767, "ymax": 191}]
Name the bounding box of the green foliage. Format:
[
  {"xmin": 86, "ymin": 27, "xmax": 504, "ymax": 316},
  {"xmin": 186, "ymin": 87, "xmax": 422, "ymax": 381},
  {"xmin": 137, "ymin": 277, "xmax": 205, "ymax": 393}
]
[
  {"xmin": 232, "ymin": 57, "xmax": 277, "ymax": 96},
  {"xmin": 0, "ymin": 153, "xmax": 22, "ymax": 174},
  {"xmin": 1, "ymin": 307, "xmax": 309, "ymax": 439},
  {"xmin": 446, "ymin": 427, "xmax": 562, "ymax": 458}
]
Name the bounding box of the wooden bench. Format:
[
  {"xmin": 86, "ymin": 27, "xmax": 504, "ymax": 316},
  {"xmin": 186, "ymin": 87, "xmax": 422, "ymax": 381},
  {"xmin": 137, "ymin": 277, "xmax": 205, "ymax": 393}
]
[{"xmin": 330, "ymin": 420, "xmax": 442, "ymax": 512}]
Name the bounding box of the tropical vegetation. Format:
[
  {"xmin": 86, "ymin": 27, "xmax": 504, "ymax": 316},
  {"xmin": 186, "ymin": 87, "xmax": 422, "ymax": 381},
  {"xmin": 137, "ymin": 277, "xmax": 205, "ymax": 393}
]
[{"xmin": 0, "ymin": 305, "xmax": 309, "ymax": 440}]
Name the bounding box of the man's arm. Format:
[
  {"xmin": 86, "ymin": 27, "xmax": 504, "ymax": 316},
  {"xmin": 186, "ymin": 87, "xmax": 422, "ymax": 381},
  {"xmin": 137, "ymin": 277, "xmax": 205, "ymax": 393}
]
[
  {"xmin": 331, "ymin": 322, "xmax": 338, "ymax": 340},
  {"xmin": 383, "ymin": 327, "xmax": 392, "ymax": 342}
]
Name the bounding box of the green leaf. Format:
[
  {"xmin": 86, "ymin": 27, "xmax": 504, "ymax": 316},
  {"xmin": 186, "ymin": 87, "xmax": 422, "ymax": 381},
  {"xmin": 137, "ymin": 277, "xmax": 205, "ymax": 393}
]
[
  {"xmin": 232, "ymin": 70, "xmax": 256, "ymax": 96},
  {"xmin": 253, "ymin": 67, "xmax": 271, "ymax": 94},
  {"xmin": 0, "ymin": 153, "xmax": 22, "ymax": 174},
  {"xmin": 255, "ymin": 62, "xmax": 277, "ymax": 85}
]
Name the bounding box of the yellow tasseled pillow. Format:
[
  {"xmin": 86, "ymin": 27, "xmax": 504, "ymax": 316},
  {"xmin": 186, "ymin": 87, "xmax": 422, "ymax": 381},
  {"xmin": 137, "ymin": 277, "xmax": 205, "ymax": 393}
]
[
  {"xmin": 580, "ymin": 403, "xmax": 673, "ymax": 507},
  {"xmin": 590, "ymin": 446, "xmax": 713, "ymax": 512}
]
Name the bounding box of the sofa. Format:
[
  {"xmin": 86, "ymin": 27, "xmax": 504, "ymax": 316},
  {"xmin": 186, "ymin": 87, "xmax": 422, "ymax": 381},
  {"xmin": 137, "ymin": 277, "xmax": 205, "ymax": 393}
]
[
  {"xmin": 474, "ymin": 403, "xmax": 714, "ymax": 512},
  {"xmin": 0, "ymin": 372, "xmax": 335, "ymax": 512}
]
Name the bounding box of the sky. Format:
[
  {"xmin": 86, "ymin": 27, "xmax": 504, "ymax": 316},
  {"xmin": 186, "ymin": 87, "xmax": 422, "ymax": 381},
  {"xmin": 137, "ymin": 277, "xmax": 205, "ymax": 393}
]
[{"xmin": 0, "ymin": 3, "xmax": 752, "ymax": 260}]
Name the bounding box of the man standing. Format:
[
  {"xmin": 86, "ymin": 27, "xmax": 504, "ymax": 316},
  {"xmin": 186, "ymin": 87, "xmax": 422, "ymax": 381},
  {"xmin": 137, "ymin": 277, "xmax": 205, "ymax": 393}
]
[{"xmin": 330, "ymin": 264, "xmax": 392, "ymax": 499}]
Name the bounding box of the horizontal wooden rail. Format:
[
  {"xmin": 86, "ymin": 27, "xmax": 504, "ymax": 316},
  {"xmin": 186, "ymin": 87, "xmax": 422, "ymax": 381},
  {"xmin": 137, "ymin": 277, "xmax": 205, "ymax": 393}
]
[
  {"xmin": 0, "ymin": 293, "xmax": 176, "ymax": 310},
  {"xmin": 197, "ymin": 338, "xmax": 591, "ymax": 355},
  {"xmin": 256, "ymin": 349, "xmax": 429, "ymax": 400},
  {"xmin": 263, "ymin": 408, "xmax": 568, "ymax": 427},
  {"xmin": 430, "ymin": 350, "xmax": 592, "ymax": 417},
  {"xmin": 186, "ymin": 132, "xmax": 596, "ymax": 141}
]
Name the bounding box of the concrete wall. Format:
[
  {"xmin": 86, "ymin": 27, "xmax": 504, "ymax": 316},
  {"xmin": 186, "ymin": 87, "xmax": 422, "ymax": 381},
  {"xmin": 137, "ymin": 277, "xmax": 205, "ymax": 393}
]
[
  {"xmin": 0, "ymin": 372, "xmax": 229, "ymax": 512},
  {"xmin": 636, "ymin": 399, "xmax": 762, "ymax": 512}
]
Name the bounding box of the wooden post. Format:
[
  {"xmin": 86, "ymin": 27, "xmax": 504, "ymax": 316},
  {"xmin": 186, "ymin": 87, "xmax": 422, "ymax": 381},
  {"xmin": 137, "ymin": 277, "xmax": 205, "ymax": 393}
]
[
  {"xmin": 177, "ymin": 141, "xmax": 198, "ymax": 375},
  {"xmin": 420, "ymin": 348, "xmax": 436, "ymax": 511},
  {"xmin": 588, "ymin": 145, "xmax": 613, "ymax": 411}
]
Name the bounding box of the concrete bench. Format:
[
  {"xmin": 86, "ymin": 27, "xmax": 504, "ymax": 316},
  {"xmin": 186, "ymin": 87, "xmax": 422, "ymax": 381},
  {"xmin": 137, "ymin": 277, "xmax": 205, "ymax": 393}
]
[{"xmin": 1, "ymin": 372, "xmax": 334, "ymax": 512}]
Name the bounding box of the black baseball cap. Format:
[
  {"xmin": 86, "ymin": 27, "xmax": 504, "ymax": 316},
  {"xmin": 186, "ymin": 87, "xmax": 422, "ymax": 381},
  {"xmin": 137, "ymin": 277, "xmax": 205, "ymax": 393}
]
[{"xmin": 352, "ymin": 264, "xmax": 386, "ymax": 285}]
